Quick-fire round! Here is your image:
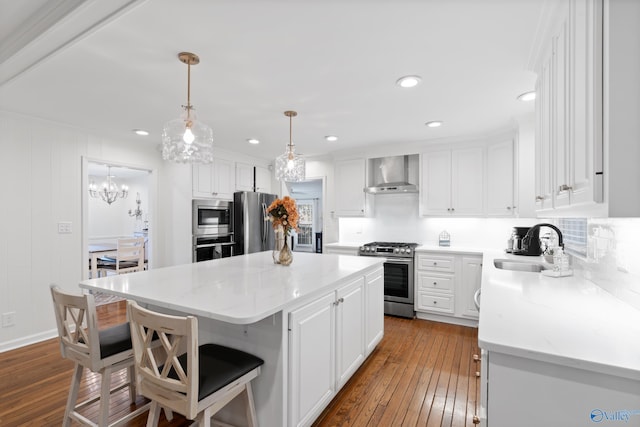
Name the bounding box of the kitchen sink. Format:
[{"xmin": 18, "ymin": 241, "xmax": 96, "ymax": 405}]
[{"xmin": 493, "ymin": 258, "xmax": 551, "ymax": 272}]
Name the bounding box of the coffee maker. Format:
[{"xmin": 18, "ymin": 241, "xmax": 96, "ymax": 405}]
[{"xmin": 506, "ymin": 227, "xmax": 530, "ymax": 253}]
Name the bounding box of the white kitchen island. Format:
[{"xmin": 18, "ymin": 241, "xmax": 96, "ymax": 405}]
[{"xmin": 79, "ymin": 251, "xmax": 384, "ymax": 427}]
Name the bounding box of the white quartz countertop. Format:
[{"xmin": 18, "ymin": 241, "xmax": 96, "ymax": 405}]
[
  {"xmin": 325, "ymin": 242, "xmax": 363, "ymax": 249},
  {"xmin": 479, "ymin": 251, "xmax": 640, "ymax": 380},
  {"xmin": 79, "ymin": 252, "xmax": 383, "ymax": 325}
]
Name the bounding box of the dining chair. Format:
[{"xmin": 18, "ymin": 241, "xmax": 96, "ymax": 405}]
[
  {"xmin": 127, "ymin": 300, "xmax": 264, "ymax": 427},
  {"xmin": 50, "ymin": 284, "xmax": 150, "ymax": 426},
  {"xmin": 97, "ymin": 237, "xmax": 145, "ymax": 276}
]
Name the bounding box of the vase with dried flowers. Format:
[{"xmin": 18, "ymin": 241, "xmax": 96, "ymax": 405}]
[{"xmin": 267, "ymin": 196, "xmax": 299, "ymax": 265}]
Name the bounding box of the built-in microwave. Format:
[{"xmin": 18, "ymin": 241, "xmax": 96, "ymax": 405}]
[{"xmin": 192, "ymin": 199, "xmax": 232, "ymax": 236}]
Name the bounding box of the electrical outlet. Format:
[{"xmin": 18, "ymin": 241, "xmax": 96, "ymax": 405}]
[
  {"xmin": 2, "ymin": 312, "xmax": 16, "ymax": 327},
  {"xmin": 58, "ymin": 221, "xmax": 72, "ymax": 234}
]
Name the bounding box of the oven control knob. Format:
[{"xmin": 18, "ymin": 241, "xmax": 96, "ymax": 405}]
[
  {"xmin": 394, "ymin": 248, "xmax": 399, "ymax": 253},
  {"xmin": 400, "ymin": 248, "xmax": 406, "ymax": 254},
  {"xmin": 406, "ymin": 249, "xmax": 411, "ymax": 255}
]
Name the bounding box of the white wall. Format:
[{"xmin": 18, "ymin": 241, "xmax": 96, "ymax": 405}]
[{"xmin": 0, "ymin": 111, "xmax": 166, "ymax": 351}]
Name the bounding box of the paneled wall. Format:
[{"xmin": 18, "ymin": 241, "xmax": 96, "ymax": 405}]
[{"xmin": 0, "ymin": 112, "xmax": 166, "ymax": 351}]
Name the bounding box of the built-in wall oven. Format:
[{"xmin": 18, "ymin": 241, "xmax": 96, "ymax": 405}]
[
  {"xmin": 193, "ymin": 234, "xmax": 235, "ymax": 262},
  {"xmin": 359, "ymin": 242, "xmax": 418, "ymax": 318},
  {"xmin": 192, "ymin": 199, "xmax": 234, "ymax": 262}
]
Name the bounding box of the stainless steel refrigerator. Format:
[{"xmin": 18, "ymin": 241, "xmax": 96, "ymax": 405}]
[{"xmin": 233, "ymin": 191, "xmax": 278, "ymax": 255}]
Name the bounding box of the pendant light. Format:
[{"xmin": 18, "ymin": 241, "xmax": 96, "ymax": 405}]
[
  {"xmin": 275, "ymin": 110, "xmax": 305, "ymax": 182},
  {"xmin": 161, "ymin": 52, "xmax": 214, "ymax": 163}
]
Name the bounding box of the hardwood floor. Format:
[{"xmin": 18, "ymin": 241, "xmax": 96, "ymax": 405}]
[{"xmin": 0, "ymin": 301, "xmax": 479, "ymax": 426}]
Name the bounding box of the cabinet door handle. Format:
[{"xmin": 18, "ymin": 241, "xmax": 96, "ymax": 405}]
[
  {"xmin": 433, "ymin": 301, "xmax": 437, "ymax": 305},
  {"xmin": 338, "ymin": 297, "xmax": 344, "ymax": 303},
  {"xmin": 559, "ymin": 184, "xmax": 573, "ymax": 192},
  {"xmin": 473, "ymin": 415, "xmax": 480, "ymax": 424},
  {"xmin": 433, "ymin": 281, "xmax": 437, "ymax": 286},
  {"xmin": 473, "ymin": 354, "xmax": 481, "ymax": 362},
  {"xmin": 506, "ymin": 206, "xmax": 512, "ymax": 210},
  {"xmin": 535, "ymin": 196, "xmax": 544, "ymax": 201},
  {"xmin": 212, "ymin": 192, "xmax": 218, "ymax": 196}
]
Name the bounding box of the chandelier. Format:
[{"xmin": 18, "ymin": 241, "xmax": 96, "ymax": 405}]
[
  {"xmin": 89, "ymin": 165, "xmax": 128, "ymax": 205},
  {"xmin": 275, "ymin": 110, "xmax": 305, "ymax": 182},
  {"xmin": 161, "ymin": 52, "xmax": 214, "ymax": 163}
]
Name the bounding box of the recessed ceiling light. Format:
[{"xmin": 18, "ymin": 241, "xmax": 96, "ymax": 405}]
[
  {"xmin": 425, "ymin": 121, "xmax": 443, "ymax": 128},
  {"xmin": 247, "ymin": 138, "xmax": 260, "ymax": 145},
  {"xmin": 396, "ymin": 75, "xmax": 422, "ymax": 88},
  {"xmin": 517, "ymin": 91, "xmax": 536, "ymax": 102},
  {"xmin": 133, "ymin": 129, "xmax": 149, "ymax": 136},
  {"xmin": 325, "ymin": 135, "xmax": 338, "ymax": 142}
]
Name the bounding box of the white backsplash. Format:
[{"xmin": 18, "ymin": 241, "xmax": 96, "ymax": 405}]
[
  {"xmin": 338, "ymin": 194, "xmax": 640, "ymax": 311},
  {"xmin": 338, "ymin": 193, "xmax": 539, "ymax": 250}
]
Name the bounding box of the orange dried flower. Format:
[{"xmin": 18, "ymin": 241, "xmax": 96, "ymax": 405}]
[{"xmin": 267, "ymin": 196, "xmax": 299, "ymax": 235}]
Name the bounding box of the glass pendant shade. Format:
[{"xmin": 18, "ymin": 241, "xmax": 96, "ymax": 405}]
[
  {"xmin": 161, "ymin": 52, "xmax": 213, "ymax": 164},
  {"xmin": 162, "ymin": 108, "xmax": 214, "ymax": 163},
  {"xmin": 275, "ymin": 147, "xmax": 305, "ymax": 182},
  {"xmin": 275, "ymin": 110, "xmax": 306, "ymax": 182}
]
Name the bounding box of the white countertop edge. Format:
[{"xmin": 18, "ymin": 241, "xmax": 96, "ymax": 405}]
[
  {"xmin": 478, "ymin": 338, "xmax": 640, "ymax": 382},
  {"xmin": 325, "ymin": 242, "xmax": 363, "ymax": 249}
]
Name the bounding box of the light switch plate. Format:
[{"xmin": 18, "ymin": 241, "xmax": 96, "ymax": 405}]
[
  {"xmin": 2, "ymin": 312, "xmax": 15, "ymax": 327},
  {"xmin": 58, "ymin": 221, "xmax": 72, "ymax": 234}
]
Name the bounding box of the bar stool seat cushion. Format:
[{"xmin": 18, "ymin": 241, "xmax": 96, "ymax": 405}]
[{"xmin": 164, "ymin": 343, "xmax": 264, "ymax": 401}]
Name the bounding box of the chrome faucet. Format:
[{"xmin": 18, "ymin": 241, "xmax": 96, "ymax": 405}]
[{"xmin": 520, "ymin": 223, "xmax": 564, "ymax": 256}]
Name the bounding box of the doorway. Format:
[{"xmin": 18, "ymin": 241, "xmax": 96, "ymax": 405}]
[
  {"xmin": 84, "ymin": 160, "xmax": 152, "ymax": 278},
  {"xmin": 287, "ymin": 179, "xmax": 323, "ymax": 253}
]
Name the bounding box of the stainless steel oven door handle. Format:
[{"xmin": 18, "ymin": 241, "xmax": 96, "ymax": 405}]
[{"xmin": 196, "ymin": 242, "xmax": 235, "ymax": 249}]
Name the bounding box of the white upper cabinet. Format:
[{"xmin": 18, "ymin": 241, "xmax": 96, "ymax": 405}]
[
  {"xmin": 235, "ymin": 163, "xmax": 273, "ymax": 194},
  {"xmin": 192, "ymin": 158, "xmax": 235, "ymax": 200},
  {"xmin": 420, "ymin": 150, "xmax": 452, "ymax": 216},
  {"xmin": 334, "ymin": 158, "xmax": 366, "ymax": 217},
  {"xmin": 421, "ymin": 146, "xmax": 484, "ymax": 216},
  {"xmin": 533, "ymin": 0, "xmax": 603, "ymax": 214},
  {"xmin": 255, "ymin": 166, "xmax": 272, "ymax": 194},
  {"xmin": 235, "ymin": 162, "xmax": 254, "ymax": 192},
  {"xmin": 486, "ymin": 140, "xmax": 516, "ymax": 216}
]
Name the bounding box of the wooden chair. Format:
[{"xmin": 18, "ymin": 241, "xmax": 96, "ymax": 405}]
[
  {"xmin": 127, "ymin": 300, "xmax": 264, "ymax": 427},
  {"xmin": 98, "ymin": 237, "xmax": 145, "ymax": 276},
  {"xmin": 50, "ymin": 284, "xmax": 150, "ymax": 426}
]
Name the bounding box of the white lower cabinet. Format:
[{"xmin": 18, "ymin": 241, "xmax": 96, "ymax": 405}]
[
  {"xmin": 288, "ymin": 267, "xmax": 383, "ymax": 427},
  {"xmin": 365, "ymin": 268, "xmax": 384, "ymax": 354},
  {"xmin": 415, "ymin": 251, "xmax": 482, "ymax": 323},
  {"xmin": 481, "ymin": 351, "xmax": 640, "ymax": 427}
]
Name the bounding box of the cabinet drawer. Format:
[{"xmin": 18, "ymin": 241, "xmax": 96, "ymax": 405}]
[
  {"xmin": 416, "ymin": 254, "xmax": 455, "ymax": 272},
  {"xmin": 416, "ymin": 293, "xmax": 454, "ymax": 314},
  {"xmin": 417, "ymin": 272, "xmax": 454, "ymax": 293}
]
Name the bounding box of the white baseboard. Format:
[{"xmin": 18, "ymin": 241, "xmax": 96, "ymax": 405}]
[
  {"xmin": 0, "ymin": 329, "xmax": 58, "ymax": 353},
  {"xmin": 415, "ymin": 311, "xmax": 479, "ymax": 328}
]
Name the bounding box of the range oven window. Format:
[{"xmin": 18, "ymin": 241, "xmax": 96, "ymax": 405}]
[{"xmin": 384, "ymin": 261, "xmax": 409, "ymax": 298}]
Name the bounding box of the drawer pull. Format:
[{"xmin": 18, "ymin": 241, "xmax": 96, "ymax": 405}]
[
  {"xmin": 433, "ymin": 262, "xmax": 437, "ymax": 266},
  {"xmin": 473, "ymin": 354, "xmax": 481, "ymax": 362},
  {"xmin": 473, "ymin": 415, "xmax": 480, "ymax": 424},
  {"xmin": 433, "ymin": 281, "xmax": 437, "ymax": 286},
  {"xmin": 475, "ymin": 371, "xmax": 480, "ymax": 377},
  {"xmin": 433, "ymin": 301, "xmax": 437, "ymax": 305}
]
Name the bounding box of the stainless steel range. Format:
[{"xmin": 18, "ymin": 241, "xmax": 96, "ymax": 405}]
[{"xmin": 359, "ymin": 242, "xmax": 418, "ymax": 318}]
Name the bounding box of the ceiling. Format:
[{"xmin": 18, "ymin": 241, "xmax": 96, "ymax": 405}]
[{"xmin": 0, "ymin": 0, "xmax": 544, "ymax": 162}]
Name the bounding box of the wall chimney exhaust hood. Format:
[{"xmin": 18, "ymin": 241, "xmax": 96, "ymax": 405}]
[{"xmin": 364, "ymin": 154, "xmax": 419, "ymax": 194}]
